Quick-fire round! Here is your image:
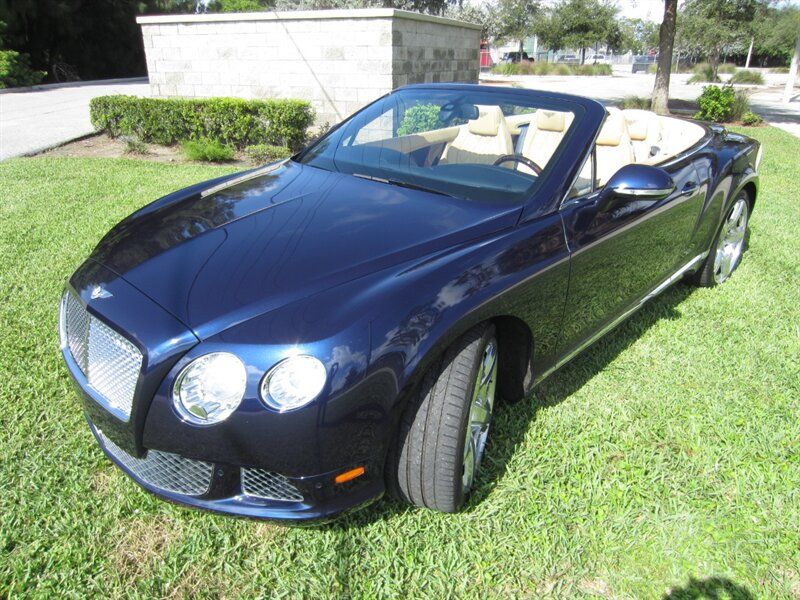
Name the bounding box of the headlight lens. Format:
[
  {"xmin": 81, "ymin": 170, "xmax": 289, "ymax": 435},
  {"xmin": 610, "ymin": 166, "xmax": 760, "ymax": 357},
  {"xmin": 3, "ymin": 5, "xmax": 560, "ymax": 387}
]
[
  {"xmin": 260, "ymin": 355, "xmax": 327, "ymax": 412},
  {"xmin": 173, "ymin": 352, "xmax": 247, "ymax": 425}
]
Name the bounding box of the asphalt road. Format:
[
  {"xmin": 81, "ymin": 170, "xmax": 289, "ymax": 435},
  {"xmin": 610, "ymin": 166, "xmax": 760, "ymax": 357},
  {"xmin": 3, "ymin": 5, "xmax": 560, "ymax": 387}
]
[{"xmin": 0, "ymin": 79, "xmax": 151, "ymax": 161}]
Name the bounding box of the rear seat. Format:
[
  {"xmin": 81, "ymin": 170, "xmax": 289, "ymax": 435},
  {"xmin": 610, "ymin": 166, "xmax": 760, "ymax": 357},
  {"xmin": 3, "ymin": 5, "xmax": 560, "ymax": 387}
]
[{"xmin": 622, "ymin": 109, "xmax": 664, "ymax": 163}]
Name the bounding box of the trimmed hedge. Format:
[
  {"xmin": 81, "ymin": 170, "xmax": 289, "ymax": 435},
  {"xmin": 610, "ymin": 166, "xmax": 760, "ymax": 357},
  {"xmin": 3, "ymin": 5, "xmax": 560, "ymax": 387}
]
[
  {"xmin": 90, "ymin": 95, "xmax": 314, "ymax": 150},
  {"xmin": 244, "ymin": 143, "xmax": 292, "ymax": 164}
]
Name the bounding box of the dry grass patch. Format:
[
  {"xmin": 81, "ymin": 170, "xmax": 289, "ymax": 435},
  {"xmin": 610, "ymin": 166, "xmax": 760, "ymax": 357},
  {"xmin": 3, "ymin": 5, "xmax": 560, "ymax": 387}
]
[{"xmin": 110, "ymin": 514, "xmax": 183, "ymax": 582}]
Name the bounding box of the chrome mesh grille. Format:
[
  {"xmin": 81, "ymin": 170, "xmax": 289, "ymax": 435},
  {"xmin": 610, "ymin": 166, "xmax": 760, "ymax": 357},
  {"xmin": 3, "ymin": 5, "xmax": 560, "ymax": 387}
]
[
  {"xmin": 241, "ymin": 468, "xmax": 304, "ymax": 502},
  {"xmin": 63, "ymin": 291, "xmax": 89, "ymax": 369},
  {"xmin": 96, "ymin": 429, "xmax": 214, "ymax": 497},
  {"xmin": 60, "ymin": 290, "xmax": 142, "ymax": 420}
]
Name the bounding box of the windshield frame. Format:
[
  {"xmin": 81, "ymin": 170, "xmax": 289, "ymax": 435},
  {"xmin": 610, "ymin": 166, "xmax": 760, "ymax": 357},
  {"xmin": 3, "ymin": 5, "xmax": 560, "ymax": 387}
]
[{"xmin": 294, "ymin": 84, "xmax": 606, "ymax": 219}]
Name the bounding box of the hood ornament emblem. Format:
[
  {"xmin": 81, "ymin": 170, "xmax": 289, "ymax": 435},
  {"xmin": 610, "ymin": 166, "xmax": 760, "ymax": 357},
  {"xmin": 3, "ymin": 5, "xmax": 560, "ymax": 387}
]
[{"xmin": 90, "ymin": 285, "xmax": 113, "ymax": 300}]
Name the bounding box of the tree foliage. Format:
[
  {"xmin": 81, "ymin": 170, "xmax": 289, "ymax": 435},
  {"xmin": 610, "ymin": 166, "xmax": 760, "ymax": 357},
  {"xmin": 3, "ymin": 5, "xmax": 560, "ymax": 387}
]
[
  {"xmin": 211, "ymin": 0, "xmax": 272, "ymax": 12},
  {"xmin": 272, "ymin": 0, "xmax": 448, "ymax": 14},
  {"xmin": 617, "ymin": 17, "xmax": 659, "ymax": 55},
  {"xmin": 676, "ymin": 0, "xmax": 762, "ymax": 75},
  {"xmin": 753, "ymin": 5, "xmax": 800, "ymax": 64},
  {"xmin": 444, "ymin": 2, "xmax": 499, "ymax": 40},
  {"xmin": 534, "ymin": 0, "xmax": 620, "ymax": 59},
  {"xmin": 493, "ymin": 0, "xmax": 541, "ymax": 50},
  {"xmin": 535, "ymin": 0, "xmax": 620, "ymax": 54},
  {"xmin": 0, "ymin": 0, "xmax": 199, "ymax": 81}
]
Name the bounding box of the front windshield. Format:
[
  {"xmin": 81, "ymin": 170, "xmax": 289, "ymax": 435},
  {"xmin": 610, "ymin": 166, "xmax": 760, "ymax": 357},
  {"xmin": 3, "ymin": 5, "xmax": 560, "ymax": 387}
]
[{"xmin": 296, "ymin": 87, "xmax": 580, "ymax": 203}]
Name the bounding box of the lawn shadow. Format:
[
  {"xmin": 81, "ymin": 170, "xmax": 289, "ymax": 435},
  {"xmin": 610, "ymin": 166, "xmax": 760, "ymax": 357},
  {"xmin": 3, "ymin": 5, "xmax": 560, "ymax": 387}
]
[
  {"xmin": 465, "ymin": 280, "xmax": 695, "ymax": 510},
  {"xmin": 329, "ymin": 280, "xmax": 697, "ymax": 528},
  {"xmin": 663, "ymin": 576, "xmax": 754, "ymax": 599}
]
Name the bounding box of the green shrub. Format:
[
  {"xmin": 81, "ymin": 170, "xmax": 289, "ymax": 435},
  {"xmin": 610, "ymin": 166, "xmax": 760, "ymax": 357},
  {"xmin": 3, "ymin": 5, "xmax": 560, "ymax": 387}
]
[
  {"xmin": 0, "ymin": 49, "xmax": 46, "ymax": 88},
  {"xmin": 740, "ymin": 111, "xmax": 764, "ymax": 126},
  {"xmin": 244, "ymin": 143, "xmax": 292, "ymax": 164},
  {"xmin": 695, "ymin": 85, "xmax": 738, "ymax": 122},
  {"xmin": 620, "ymin": 96, "xmax": 651, "ymax": 110},
  {"xmin": 688, "ymin": 63, "xmax": 720, "ymax": 83},
  {"xmin": 181, "ymin": 138, "xmax": 235, "ymax": 162},
  {"xmin": 397, "ymin": 104, "xmax": 441, "ymax": 135},
  {"xmin": 122, "ymin": 137, "xmax": 149, "ymax": 155},
  {"xmin": 770, "ymin": 66, "xmax": 789, "ymax": 74},
  {"xmin": 489, "ymin": 62, "xmax": 611, "ymax": 76},
  {"xmin": 90, "ymin": 95, "xmax": 314, "ymax": 150},
  {"xmin": 730, "ymin": 70, "xmax": 765, "ymax": 85},
  {"xmin": 718, "ymin": 63, "xmax": 736, "ymax": 74},
  {"xmin": 730, "ymin": 89, "xmax": 751, "ymax": 121}
]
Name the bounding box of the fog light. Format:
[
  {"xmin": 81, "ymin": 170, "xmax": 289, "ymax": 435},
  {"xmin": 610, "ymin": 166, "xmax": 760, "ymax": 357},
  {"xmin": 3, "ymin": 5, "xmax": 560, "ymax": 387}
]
[{"xmin": 260, "ymin": 355, "xmax": 327, "ymax": 412}]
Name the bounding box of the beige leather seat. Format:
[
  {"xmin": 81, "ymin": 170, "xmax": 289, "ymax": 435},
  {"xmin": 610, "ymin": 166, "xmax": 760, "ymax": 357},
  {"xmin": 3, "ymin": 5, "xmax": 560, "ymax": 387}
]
[
  {"xmin": 441, "ymin": 105, "xmax": 513, "ymax": 165},
  {"xmin": 596, "ymin": 107, "xmax": 634, "ymax": 186},
  {"xmin": 520, "ymin": 109, "xmax": 574, "ymax": 170},
  {"xmin": 622, "ymin": 109, "xmax": 663, "ymax": 163}
]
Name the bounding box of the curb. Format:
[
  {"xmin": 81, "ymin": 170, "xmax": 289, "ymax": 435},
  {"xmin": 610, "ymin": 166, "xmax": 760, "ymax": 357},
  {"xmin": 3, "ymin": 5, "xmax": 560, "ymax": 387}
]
[
  {"xmin": 0, "ymin": 77, "xmax": 149, "ymax": 95},
  {"xmin": 17, "ymin": 131, "xmax": 101, "ymax": 159}
]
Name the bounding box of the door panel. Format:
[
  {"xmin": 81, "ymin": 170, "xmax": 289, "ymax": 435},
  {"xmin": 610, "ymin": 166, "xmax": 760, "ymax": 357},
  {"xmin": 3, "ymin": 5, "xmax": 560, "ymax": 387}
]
[{"xmin": 557, "ymin": 159, "xmax": 704, "ymax": 356}]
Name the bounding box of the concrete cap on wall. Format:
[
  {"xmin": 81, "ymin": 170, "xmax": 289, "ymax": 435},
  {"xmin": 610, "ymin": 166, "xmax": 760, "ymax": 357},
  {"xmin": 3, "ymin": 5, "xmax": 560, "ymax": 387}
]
[{"xmin": 136, "ymin": 8, "xmax": 483, "ymax": 30}]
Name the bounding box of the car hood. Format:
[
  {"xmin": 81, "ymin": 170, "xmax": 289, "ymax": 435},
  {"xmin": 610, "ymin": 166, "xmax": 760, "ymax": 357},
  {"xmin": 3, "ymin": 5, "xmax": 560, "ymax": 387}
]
[{"xmin": 90, "ymin": 160, "xmax": 522, "ymax": 339}]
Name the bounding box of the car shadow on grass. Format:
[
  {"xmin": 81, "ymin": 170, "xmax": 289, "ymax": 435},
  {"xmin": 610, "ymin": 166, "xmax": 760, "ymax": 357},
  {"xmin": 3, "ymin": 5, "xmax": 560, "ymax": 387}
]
[
  {"xmin": 466, "ymin": 283, "xmax": 696, "ymax": 511},
  {"xmin": 464, "ymin": 280, "xmax": 696, "ymax": 512},
  {"xmin": 329, "ymin": 281, "xmax": 698, "ymax": 529},
  {"xmin": 663, "ymin": 576, "xmax": 754, "ymax": 599}
]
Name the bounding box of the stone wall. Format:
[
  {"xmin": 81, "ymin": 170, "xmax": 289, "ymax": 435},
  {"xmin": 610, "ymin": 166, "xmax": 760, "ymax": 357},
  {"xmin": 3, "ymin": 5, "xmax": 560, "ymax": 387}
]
[{"xmin": 137, "ymin": 9, "xmax": 481, "ymax": 125}]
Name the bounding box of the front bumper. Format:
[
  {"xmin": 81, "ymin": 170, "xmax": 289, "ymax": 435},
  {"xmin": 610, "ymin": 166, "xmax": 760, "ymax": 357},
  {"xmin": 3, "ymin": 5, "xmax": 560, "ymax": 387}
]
[
  {"xmin": 62, "ymin": 262, "xmax": 390, "ymax": 522},
  {"xmin": 86, "ymin": 414, "xmax": 383, "ymax": 523}
]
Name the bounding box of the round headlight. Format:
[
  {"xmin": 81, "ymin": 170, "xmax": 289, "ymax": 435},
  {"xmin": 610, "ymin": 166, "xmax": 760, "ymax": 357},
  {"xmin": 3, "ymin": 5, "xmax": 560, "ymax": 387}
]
[
  {"xmin": 260, "ymin": 355, "xmax": 327, "ymax": 412},
  {"xmin": 173, "ymin": 352, "xmax": 247, "ymax": 425}
]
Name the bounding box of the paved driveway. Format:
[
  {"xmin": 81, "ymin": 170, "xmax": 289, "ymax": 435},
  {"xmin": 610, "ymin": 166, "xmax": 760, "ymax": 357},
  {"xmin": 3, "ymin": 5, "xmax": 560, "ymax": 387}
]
[
  {"xmin": 483, "ymin": 67, "xmax": 800, "ymax": 137},
  {"xmin": 0, "ymin": 79, "xmax": 151, "ymax": 160}
]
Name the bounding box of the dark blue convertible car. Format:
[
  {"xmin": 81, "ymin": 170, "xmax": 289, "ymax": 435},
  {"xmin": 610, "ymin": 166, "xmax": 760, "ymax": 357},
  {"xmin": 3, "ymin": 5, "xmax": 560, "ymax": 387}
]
[{"xmin": 60, "ymin": 84, "xmax": 760, "ymax": 522}]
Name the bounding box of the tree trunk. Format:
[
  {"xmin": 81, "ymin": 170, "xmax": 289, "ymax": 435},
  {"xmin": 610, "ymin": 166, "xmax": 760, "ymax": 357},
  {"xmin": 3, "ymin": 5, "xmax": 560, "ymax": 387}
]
[
  {"xmin": 745, "ymin": 36, "xmax": 754, "ymax": 69},
  {"xmin": 651, "ymin": 0, "xmax": 678, "ymax": 115},
  {"xmin": 709, "ymin": 47, "xmax": 721, "ymax": 80},
  {"xmin": 519, "ymin": 38, "xmax": 524, "ymax": 55},
  {"xmin": 783, "ymin": 34, "xmax": 800, "ymax": 104}
]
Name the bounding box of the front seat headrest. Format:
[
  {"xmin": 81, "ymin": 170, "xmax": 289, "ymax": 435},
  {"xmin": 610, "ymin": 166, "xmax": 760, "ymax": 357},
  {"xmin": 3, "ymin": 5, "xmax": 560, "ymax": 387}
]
[
  {"xmin": 537, "ymin": 110, "xmax": 568, "ymax": 132},
  {"xmin": 468, "ymin": 105, "xmax": 504, "ymax": 136}
]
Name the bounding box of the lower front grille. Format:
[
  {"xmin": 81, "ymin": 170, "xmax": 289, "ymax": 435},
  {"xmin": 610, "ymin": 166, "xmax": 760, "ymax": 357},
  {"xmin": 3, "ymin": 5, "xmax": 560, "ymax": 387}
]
[
  {"xmin": 96, "ymin": 429, "xmax": 214, "ymax": 497},
  {"xmin": 241, "ymin": 468, "xmax": 304, "ymax": 502}
]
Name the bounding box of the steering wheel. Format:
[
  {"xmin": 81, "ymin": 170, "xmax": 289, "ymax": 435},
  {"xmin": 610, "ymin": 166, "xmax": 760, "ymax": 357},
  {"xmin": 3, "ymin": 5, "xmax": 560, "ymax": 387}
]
[{"xmin": 492, "ymin": 154, "xmax": 543, "ymax": 175}]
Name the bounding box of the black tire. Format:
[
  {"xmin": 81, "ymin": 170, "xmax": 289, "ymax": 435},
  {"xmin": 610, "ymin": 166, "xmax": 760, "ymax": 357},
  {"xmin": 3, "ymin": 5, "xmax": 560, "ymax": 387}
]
[
  {"xmin": 691, "ymin": 190, "xmax": 751, "ymax": 287},
  {"xmin": 386, "ymin": 323, "xmax": 497, "ymax": 513}
]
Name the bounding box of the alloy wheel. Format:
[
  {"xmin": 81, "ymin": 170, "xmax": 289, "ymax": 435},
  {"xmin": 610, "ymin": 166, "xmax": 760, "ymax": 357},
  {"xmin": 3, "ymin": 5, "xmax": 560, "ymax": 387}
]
[
  {"xmin": 714, "ymin": 197, "xmax": 749, "ymax": 284},
  {"xmin": 462, "ymin": 339, "xmax": 498, "ymax": 494}
]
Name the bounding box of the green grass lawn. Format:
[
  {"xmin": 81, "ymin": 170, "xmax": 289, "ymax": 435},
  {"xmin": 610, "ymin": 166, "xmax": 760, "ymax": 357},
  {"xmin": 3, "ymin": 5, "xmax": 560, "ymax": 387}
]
[{"xmin": 1, "ymin": 127, "xmax": 799, "ymax": 598}]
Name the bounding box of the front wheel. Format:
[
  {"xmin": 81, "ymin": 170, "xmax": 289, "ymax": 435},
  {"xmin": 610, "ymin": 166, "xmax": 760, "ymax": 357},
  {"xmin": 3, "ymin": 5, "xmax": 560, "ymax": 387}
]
[
  {"xmin": 386, "ymin": 324, "xmax": 498, "ymax": 513},
  {"xmin": 692, "ymin": 193, "xmax": 750, "ymax": 287}
]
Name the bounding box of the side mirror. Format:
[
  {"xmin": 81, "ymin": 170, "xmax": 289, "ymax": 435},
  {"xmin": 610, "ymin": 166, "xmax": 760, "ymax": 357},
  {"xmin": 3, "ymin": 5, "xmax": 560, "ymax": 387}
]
[{"xmin": 597, "ymin": 164, "xmax": 675, "ymax": 212}]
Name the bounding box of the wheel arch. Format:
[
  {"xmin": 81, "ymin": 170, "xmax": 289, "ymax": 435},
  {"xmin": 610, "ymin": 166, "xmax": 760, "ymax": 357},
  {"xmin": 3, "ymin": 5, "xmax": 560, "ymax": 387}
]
[{"xmin": 740, "ymin": 180, "xmax": 757, "ymax": 212}]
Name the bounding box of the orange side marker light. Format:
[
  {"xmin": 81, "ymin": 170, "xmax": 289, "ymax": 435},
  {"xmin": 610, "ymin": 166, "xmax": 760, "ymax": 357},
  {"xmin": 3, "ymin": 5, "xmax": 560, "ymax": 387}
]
[{"xmin": 334, "ymin": 466, "xmax": 365, "ymax": 484}]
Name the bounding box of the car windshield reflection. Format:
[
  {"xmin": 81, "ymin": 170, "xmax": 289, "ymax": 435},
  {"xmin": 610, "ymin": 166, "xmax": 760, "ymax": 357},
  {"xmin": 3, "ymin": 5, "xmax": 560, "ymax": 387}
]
[{"xmin": 297, "ymin": 87, "xmax": 580, "ymax": 203}]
